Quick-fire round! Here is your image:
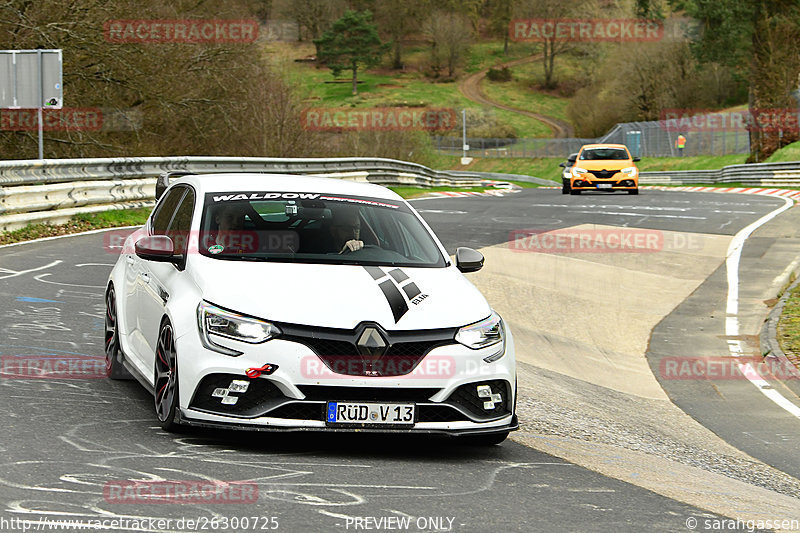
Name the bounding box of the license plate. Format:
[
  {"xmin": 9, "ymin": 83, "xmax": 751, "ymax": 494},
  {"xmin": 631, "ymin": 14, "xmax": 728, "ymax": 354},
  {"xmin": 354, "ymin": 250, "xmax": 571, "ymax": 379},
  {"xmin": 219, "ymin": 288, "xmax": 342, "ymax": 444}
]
[
  {"xmin": 596, "ymin": 183, "xmax": 613, "ymax": 189},
  {"xmin": 326, "ymin": 402, "xmax": 415, "ymax": 425}
]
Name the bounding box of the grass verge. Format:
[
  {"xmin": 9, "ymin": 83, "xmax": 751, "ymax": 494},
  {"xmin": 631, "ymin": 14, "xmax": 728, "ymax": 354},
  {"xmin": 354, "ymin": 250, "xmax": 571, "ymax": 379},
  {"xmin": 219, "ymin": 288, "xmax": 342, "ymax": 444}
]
[
  {"xmin": 777, "ymin": 281, "xmax": 800, "ymax": 369},
  {"xmin": 0, "ymin": 208, "xmax": 152, "ymax": 246}
]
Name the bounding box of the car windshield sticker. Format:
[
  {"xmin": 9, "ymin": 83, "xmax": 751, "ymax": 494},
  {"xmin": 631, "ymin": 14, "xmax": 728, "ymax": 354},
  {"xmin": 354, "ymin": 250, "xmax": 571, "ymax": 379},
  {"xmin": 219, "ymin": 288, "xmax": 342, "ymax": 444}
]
[
  {"xmin": 208, "ymin": 244, "xmax": 224, "ymax": 254},
  {"xmin": 363, "ymin": 266, "xmax": 429, "ymax": 322},
  {"xmin": 210, "ymin": 191, "xmax": 400, "ymax": 210}
]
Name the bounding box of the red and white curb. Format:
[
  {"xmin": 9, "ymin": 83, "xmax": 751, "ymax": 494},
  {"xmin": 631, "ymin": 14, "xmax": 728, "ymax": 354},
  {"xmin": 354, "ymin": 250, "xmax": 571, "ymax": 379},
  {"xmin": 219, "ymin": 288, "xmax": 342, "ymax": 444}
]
[
  {"xmin": 412, "ymin": 181, "xmax": 521, "ymax": 200},
  {"xmin": 641, "ymin": 185, "xmax": 800, "ymax": 202},
  {"xmin": 542, "ymin": 185, "xmax": 800, "ymax": 202},
  {"xmin": 425, "ymin": 189, "xmax": 518, "ymax": 198}
]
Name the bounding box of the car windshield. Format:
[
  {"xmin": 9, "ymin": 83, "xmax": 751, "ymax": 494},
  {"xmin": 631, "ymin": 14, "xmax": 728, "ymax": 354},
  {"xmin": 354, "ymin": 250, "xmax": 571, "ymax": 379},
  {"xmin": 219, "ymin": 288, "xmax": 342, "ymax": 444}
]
[
  {"xmin": 197, "ymin": 191, "xmax": 446, "ymax": 267},
  {"xmin": 579, "ymin": 148, "xmax": 629, "ymax": 160}
]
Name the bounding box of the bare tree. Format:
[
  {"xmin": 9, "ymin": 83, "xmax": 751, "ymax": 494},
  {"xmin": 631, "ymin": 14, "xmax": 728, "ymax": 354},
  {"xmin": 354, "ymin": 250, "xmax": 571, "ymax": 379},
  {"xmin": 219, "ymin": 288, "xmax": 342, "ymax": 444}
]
[
  {"xmin": 280, "ymin": 0, "xmax": 346, "ymax": 41},
  {"xmin": 424, "ymin": 10, "xmax": 472, "ymax": 78},
  {"xmin": 515, "ymin": 0, "xmax": 585, "ymax": 89},
  {"xmin": 0, "ymin": 0, "xmax": 290, "ymax": 159}
]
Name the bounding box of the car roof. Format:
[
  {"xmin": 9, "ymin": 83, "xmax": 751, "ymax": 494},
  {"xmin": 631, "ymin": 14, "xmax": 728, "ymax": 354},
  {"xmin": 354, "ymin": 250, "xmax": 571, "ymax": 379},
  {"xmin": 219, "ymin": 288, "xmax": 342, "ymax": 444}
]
[
  {"xmin": 170, "ymin": 172, "xmax": 404, "ymax": 201},
  {"xmin": 579, "ymin": 144, "xmax": 629, "ymax": 151}
]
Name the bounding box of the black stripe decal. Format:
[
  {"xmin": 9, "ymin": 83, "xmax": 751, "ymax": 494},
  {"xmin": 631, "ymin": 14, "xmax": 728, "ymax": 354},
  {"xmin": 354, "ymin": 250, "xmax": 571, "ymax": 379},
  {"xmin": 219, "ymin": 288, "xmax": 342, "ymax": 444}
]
[
  {"xmin": 388, "ymin": 268, "xmax": 409, "ymax": 283},
  {"xmin": 402, "ymin": 282, "xmax": 421, "ymax": 300},
  {"xmin": 363, "ymin": 266, "xmax": 386, "ymax": 280},
  {"xmin": 378, "ymin": 280, "xmax": 409, "ymax": 322}
]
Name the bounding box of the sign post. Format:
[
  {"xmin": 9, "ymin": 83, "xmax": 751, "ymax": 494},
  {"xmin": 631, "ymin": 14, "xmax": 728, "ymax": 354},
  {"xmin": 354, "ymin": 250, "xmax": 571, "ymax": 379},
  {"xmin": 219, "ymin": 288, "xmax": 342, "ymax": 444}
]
[{"xmin": 0, "ymin": 49, "xmax": 63, "ymax": 159}]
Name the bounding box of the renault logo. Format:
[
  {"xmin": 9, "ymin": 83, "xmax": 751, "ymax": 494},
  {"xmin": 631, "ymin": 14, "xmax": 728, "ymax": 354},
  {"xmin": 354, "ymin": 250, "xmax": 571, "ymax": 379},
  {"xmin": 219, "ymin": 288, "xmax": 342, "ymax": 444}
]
[{"xmin": 356, "ymin": 327, "xmax": 387, "ymax": 357}]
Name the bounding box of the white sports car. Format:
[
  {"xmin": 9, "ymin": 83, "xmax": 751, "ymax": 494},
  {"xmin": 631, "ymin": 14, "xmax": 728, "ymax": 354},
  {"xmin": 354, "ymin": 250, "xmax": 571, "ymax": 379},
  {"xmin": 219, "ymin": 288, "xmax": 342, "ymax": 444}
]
[{"xmin": 106, "ymin": 173, "xmax": 517, "ymax": 444}]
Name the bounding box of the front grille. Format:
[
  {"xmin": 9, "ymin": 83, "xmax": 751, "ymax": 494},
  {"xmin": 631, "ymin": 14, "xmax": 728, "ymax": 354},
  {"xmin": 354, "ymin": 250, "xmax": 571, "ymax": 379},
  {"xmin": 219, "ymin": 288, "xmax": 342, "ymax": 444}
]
[
  {"xmin": 297, "ymin": 385, "xmax": 438, "ymax": 402},
  {"xmin": 267, "ymin": 402, "xmax": 325, "ymax": 421},
  {"xmin": 190, "ymin": 373, "xmax": 286, "ymax": 417},
  {"xmin": 279, "ymin": 322, "xmax": 457, "ymax": 377},
  {"xmin": 588, "ymin": 169, "xmax": 618, "ymax": 180},
  {"xmin": 448, "ymin": 380, "xmax": 512, "ymax": 421},
  {"xmin": 418, "ymin": 405, "xmax": 470, "ymax": 422}
]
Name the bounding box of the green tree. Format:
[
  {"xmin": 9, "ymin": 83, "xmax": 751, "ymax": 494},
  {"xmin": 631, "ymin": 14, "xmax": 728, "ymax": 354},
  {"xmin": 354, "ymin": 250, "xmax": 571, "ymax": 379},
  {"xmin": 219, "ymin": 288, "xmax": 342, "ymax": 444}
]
[
  {"xmin": 374, "ymin": 0, "xmax": 432, "ymax": 69},
  {"xmin": 688, "ymin": 0, "xmax": 800, "ymax": 160},
  {"xmin": 486, "ymin": 0, "xmax": 515, "ymax": 55},
  {"xmin": 314, "ymin": 10, "xmax": 389, "ymax": 95}
]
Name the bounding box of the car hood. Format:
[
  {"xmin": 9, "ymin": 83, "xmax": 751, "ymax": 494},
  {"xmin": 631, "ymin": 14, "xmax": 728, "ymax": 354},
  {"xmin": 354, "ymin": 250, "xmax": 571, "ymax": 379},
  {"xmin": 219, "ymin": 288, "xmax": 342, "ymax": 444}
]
[
  {"xmin": 190, "ymin": 257, "xmax": 492, "ymax": 331},
  {"xmin": 575, "ymin": 160, "xmax": 634, "ymax": 171}
]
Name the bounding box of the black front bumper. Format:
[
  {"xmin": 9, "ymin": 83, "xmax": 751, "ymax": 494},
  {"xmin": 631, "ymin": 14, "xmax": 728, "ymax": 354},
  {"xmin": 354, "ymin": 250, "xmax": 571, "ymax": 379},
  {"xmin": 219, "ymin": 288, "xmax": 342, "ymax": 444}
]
[{"xmin": 175, "ymin": 411, "xmax": 519, "ymax": 436}]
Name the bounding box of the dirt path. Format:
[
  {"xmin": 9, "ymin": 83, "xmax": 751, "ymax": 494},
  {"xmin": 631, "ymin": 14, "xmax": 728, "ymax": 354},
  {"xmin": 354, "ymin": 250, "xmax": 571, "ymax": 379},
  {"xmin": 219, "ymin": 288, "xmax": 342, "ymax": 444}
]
[{"xmin": 458, "ymin": 54, "xmax": 575, "ymax": 138}]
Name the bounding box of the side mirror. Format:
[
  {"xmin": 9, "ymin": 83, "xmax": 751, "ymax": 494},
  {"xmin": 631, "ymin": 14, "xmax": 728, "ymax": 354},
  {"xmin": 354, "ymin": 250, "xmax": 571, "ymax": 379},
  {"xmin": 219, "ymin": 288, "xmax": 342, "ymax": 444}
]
[
  {"xmin": 633, "ymin": 157, "xmax": 641, "ymax": 162},
  {"xmin": 135, "ymin": 235, "xmax": 181, "ymax": 263},
  {"xmin": 455, "ymin": 247, "xmax": 484, "ymax": 273},
  {"xmin": 558, "ymin": 162, "xmax": 566, "ymax": 167}
]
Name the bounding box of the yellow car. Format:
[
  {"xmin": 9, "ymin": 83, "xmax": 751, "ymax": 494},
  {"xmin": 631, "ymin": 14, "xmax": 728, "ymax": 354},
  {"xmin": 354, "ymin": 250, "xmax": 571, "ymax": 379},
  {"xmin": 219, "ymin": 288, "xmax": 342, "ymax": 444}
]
[{"xmin": 568, "ymin": 144, "xmax": 639, "ymax": 195}]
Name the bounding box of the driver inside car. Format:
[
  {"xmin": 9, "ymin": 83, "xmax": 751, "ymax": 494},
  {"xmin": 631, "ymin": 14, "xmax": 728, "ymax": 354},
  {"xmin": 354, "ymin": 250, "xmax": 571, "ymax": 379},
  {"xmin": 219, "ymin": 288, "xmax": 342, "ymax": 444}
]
[
  {"xmin": 330, "ymin": 207, "xmax": 364, "ymax": 254},
  {"xmin": 212, "ymin": 204, "xmax": 247, "ymax": 248}
]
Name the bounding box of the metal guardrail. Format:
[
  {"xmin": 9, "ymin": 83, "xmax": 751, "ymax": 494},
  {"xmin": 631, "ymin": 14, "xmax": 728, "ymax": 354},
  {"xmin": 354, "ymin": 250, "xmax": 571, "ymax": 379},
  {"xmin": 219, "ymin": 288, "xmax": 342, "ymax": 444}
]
[
  {"xmin": 639, "ymin": 161, "xmax": 800, "ymax": 186},
  {"xmin": 0, "ymin": 156, "xmax": 485, "ymax": 231}
]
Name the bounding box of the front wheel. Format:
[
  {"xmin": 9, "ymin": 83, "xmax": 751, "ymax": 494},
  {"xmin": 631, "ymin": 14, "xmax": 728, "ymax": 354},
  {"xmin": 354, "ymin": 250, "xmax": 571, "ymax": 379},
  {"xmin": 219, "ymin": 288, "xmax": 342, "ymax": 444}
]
[
  {"xmin": 154, "ymin": 320, "xmax": 182, "ymax": 432},
  {"xmin": 561, "ymin": 180, "xmax": 570, "ymax": 194}
]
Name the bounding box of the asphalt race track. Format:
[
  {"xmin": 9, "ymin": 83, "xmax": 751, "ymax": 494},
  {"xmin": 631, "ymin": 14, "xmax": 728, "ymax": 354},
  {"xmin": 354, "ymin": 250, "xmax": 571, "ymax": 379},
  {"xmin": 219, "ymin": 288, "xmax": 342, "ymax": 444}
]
[{"xmin": 1, "ymin": 187, "xmax": 798, "ymax": 533}]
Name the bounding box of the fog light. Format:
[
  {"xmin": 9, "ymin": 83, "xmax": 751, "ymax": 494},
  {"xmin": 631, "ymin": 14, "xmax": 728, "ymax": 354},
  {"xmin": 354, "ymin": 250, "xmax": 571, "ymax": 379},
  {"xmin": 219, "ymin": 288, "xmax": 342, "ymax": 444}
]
[{"xmin": 228, "ymin": 380, "xmax": 249, "ymax": 393}]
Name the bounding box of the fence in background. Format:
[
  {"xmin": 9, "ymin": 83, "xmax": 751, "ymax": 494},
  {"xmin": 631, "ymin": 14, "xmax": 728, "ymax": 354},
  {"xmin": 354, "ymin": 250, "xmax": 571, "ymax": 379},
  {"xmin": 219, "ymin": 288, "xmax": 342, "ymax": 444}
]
[
  {"xmin": 434, "ymin": 117, "xmax": 752, "ymax": 159},
  {"xmin": 639, "ymin": 161, "xmax": 800, "ymax": 185}
]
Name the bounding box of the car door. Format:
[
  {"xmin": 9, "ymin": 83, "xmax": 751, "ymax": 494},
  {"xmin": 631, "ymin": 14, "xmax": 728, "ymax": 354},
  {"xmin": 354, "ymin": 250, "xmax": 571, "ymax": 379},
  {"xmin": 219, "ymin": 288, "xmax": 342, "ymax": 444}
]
[
  {"xmin": 139, "ymin": 186, "xmax": 195, "ymax": 366},
  {"xmin": 124, "ymin": 186, "xmax": 185, "ymax": 373}
]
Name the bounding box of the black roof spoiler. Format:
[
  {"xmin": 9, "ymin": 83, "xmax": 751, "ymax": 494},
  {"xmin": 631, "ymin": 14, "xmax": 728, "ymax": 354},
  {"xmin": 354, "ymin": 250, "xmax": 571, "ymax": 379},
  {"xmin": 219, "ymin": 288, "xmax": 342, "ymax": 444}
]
[{"xmin": 155, "ymin": 171, "xmax": 195, "ymax": 200}]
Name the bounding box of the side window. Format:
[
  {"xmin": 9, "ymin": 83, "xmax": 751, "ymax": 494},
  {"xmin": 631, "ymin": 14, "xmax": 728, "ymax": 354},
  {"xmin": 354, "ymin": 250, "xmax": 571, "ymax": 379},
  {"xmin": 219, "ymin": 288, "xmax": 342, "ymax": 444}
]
[
  {"xmin": 151, "ymin": 188, "xmax": 185, "ymax": 235},
  {"xmin": 166, "ymin": 189, "xmax": 195, "ymax": 256}
]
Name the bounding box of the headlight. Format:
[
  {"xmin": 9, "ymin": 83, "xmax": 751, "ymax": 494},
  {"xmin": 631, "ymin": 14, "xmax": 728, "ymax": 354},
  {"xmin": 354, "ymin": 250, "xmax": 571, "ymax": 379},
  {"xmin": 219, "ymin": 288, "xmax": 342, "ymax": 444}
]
[
  {"xmin": 621, "ymin": 166, "xmax": 637, "ymax": 175},
  {"xmin": 197, "ymin": 301, "xmax": 281, "ymax": 355},
  {"xmin": 456, "ymin": 312, "xmax": 505, "ymax": 351},
  {"xmin": 572, "ymin": 167, "xmax": 587, "ymax": 176}
]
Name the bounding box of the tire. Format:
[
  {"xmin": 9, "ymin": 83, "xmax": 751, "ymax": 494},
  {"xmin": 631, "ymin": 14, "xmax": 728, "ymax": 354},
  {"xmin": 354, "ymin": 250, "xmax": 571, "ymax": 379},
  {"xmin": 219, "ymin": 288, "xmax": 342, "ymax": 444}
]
[
  {"xmin": 628, "ymin": 189, "xmax": 639, "ymax": 195},
  {"xmin": 462, "ymin": 431, "xmax": 509, "ymax": 446},
  {"xmin": 104, "ymin": 285, "xmax": 133, "ymax": 380},
  {"xmin": 570, "ymin": 189, "xmax": 581, "ymax": 195},
  {"xmin": 561, "ymin": 180, "xmax": 570, "ymax": 194},
  {"xmin": 154, "ymin": 319, "xmax": 182, "ymax": 432}
]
